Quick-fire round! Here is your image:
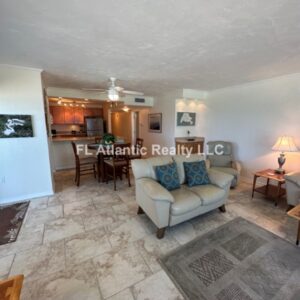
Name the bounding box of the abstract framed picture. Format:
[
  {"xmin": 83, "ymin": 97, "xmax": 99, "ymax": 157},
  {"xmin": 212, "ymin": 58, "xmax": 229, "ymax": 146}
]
[
  {"xmin": 0, "ymin": 114, "xmax": 33, "ymax": 138},
  {"xmin": 177, "ymin": 112, "xmax": 196, "ymax": 126},
  {"xmin": 148, "ymin": 113, "xmax": 162, "ymax": 133}
]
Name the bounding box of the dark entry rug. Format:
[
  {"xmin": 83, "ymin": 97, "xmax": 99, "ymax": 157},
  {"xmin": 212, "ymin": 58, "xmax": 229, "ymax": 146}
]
[
  {"xmin": 0, "ymin": 202, "xmax": 29, "ymax": 245},
  {"xmin": 160, "ymin": 217, "xmax": 300, "ymax": 300}
]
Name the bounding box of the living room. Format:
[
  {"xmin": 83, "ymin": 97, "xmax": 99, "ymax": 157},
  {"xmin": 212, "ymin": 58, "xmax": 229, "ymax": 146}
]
[{"xmin": 1, "ymin": 1, "xmax": 300, "ymax": 300}]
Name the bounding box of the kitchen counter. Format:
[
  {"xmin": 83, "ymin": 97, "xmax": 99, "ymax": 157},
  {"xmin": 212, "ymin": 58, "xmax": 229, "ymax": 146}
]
[{"xmin": 52, "ymin": 136, "xmax": 98, "ymax": 142}]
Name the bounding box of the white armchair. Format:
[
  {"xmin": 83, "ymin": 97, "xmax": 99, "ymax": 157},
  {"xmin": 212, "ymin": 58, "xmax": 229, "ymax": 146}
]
[
  {"xmin": 207, "ymin": 141, "xmax": 242, "ymax": 188},
  {"xmin": 285, "ymin": 172, "xmax": 300, "ymax": 208}
]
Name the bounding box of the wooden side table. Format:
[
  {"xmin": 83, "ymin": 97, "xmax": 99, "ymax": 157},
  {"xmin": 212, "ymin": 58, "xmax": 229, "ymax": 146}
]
[
  {"xmin": 287, "ymin": 204, "xmax": 300, "ymax": 245},
  {"xmin": 252, "ymin": 169, "xmax": 286, "ymax": 206}
]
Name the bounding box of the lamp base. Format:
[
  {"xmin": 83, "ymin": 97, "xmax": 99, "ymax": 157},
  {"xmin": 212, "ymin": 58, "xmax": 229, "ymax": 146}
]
[{"xmin": 275, "ymin": 168, "xmax": 285, "ymax": 174}]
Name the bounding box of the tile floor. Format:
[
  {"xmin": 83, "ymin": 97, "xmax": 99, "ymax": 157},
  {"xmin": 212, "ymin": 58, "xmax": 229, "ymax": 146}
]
[{"xmin": 0, "ymin": 171, "xmax": 298, "ymax": 299}]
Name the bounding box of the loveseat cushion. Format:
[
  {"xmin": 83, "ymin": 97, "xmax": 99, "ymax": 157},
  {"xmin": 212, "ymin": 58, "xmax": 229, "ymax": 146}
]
[
  {"xmin": 170, "ymin": 188, "xmax": 202, "ymax": 216},
  {"xmin": 188, "ymin": 184, "xmax": 226, "ymax": 206},
  {"xmin": 155, "ymin": 162, "xmax": 180, "ymax": 191},
  {"xmin": 183, "ymin": 160, "xmax": 210, "ymax": 187}
]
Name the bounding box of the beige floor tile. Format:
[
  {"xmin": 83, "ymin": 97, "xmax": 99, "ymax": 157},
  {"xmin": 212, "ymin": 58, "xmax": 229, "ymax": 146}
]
[
  {"xmin": 93, "ymin": 244, "xmax": 151, "ymax": 298},
  {"xmin": 21, "ymin": 260, "xmax": 102, "ymax": 300},
  {"xmin": 65, "ymin": 227, "xmax": 111, "ymax": 266},
  {"xmin": 0, "ymin": 225, "xmax": 44, "ymax": 257},
  {"xmin": 82, "ymin": 210, "xmax": 118, "ymax": 231},
  {"xmin": 107, "ymin": 288, "xmax": 134, "ymax": 300},
  {"xmin": 44, "ymin": 216, "xmax": 85, "ymax": 243},
  {"xmin": 10, "ymin": 240, "xmax": 65, "ymax": 281},
  {"xmin": 107, "ymin": 216, "xmax": 154, "ymax": 248},
  {"xmin": 28, "ymin": 197, "xmax": 49, "ymax": 210},
  {"xmin": 0, "ymin": 254, "xmax": 14, "ymax": 277},
  {"xmin": 25, "ymin": 205, "xmax": 63, "ymax": 227},
  {"xmin": 92, "ymin": 194, "xmax": 123, "ymax": 209},
  {"xmin": 169, "ymin": 221, "xmax": 197, "ymax": 245},
  {"xmin": 63, "ymin": 199, "xmax": 95, "ymax": 216},
  {"xmin": 132, "ymin": 271, "xmax": 184, "ymax": 300},
  {"xmin": 135, "ymin": 233, "xmax": 179, "ymax": 273}
]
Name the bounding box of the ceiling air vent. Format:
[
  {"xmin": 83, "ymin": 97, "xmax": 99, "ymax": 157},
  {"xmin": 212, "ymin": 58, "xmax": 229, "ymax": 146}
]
[{"xmin": 135, "ymin": 98, "xmax": 145, "ymax": 103}]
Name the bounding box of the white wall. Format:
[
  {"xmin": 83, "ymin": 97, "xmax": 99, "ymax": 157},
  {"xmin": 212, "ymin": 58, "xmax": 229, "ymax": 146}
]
[
  {"xmin": 201, "ymin": 73, "xmax": 300, "ymax": 178},
  {"xmin": 0, "ymin": 65, "xmax": 53, "ymax": 203},
  {"xmin": 139, "ymin": 90, "xmax": 181, "ymax": 155}
]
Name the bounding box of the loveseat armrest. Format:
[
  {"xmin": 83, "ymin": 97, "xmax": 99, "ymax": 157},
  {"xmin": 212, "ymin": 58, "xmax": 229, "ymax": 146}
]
[
  {"xmin": 232, "ymin": 160, "xmax": 242, "ymax": 173},
  {"xmin": 208, "ymin": 169, "xmax": 234, "ymax": 189},
  {"xmin": 136, "ymin": 178, "xmax": 174, "ymax": 203}
]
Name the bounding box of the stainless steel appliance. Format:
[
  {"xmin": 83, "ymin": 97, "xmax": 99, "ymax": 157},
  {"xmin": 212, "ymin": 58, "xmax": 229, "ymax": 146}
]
[{"xmin": 85, "ymin": 117, "xmax": 104, "ymax": 137}]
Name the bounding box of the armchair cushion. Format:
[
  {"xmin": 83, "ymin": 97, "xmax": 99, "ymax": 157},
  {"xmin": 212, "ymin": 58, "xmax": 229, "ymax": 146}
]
[
  {"xmin": 285, "ymin": 172, "xmax": 300, "ymax": 187},
  {"xmin": 155, "ymin": 162, "xmax": 180, "ymax": 191},
  {"xmin": 188, "ymin": 184, "xmax": 226, "ymax": 206},
  {"xmin": 137, "ymin": 178, "xmax": 174, "ymax": 203},
  {"xmin": 183, "ymin": 160, "xmax": 210, "ymax": 187},
  {"xmin": 209, "ymin": 155, "xmax": 232, "ymax": 168},
  {"xmin": 170, "ymin": 188, "xmax": 202, "ymax": 216}
]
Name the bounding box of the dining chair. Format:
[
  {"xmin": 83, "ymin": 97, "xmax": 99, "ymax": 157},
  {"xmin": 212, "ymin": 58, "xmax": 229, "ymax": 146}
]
[
  {"xmin": 71, "ymin": 142, "xmax": 98, "ymax": 186},
  {"xmin": 104, "ymin": 143, "xmax": 131, "ymax": 191},
  {"xmin": 0, "ymin": 275, "xmax": 24, "ymax": 300},
  {"xmin": 129, "ymin": 138, "xmax": 144, "ymax": 160}
]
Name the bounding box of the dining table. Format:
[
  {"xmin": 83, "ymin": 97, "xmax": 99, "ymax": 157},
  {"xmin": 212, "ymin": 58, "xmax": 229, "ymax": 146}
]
[{"xmin": 87, "ymin": 142, "xmax": 129, "ymax": 183}]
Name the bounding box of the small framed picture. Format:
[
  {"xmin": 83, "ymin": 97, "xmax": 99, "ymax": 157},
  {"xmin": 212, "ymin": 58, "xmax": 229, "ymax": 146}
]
[
  {"xmin": 177, "ymin": 112, "xmax": 196, "ymax": 126},
  {"xmin": 148, "ymin": 113, "xmax": 162, "ymax": 133},
  {"xmin": 0, "ymin": 114, "xmax": 33, "ymax": 138}
]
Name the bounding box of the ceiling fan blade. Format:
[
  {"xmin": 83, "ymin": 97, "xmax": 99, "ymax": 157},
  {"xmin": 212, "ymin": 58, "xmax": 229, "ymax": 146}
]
[
  {"xmin": 123, "ymin": 90, "xmax": 144, "ymax": 96},
  {"xmin": 81, "ymin": 88, "xmax": 107, "ymax": 92}
]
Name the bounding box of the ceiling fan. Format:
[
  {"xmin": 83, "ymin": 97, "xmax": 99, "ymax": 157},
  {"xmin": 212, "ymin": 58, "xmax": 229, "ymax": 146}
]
[{"xmin": 82, "ymin": 77, "xmax": 144, "ymax": 101}]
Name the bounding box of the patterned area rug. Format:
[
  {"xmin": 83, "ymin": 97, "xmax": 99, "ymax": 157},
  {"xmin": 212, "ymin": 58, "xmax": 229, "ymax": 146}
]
[
  {"xmin": 0, "ymin": 202, "xmax": 29, "ymax": 245},
  {"xmin": 160, "ymin": 217, "xmax": 300, "ymax": 300}
]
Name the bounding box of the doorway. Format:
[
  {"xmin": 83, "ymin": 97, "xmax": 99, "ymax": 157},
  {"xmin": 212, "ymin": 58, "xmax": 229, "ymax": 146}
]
[{"xmin": 110, "ymin": 110, "xmax": 140, "ymax": 144}]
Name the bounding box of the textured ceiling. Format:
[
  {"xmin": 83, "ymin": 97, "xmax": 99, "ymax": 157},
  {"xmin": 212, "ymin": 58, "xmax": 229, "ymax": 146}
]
[{"xmin": 1, "ymin": 0, "xmax": 300, "ymax": 95}]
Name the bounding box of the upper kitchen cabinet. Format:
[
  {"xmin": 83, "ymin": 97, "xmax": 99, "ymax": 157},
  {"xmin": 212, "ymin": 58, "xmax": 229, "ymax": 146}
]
[
  {"xmin": 64, "ymin": 106, "xmax": 75, "ymax": 124},
  {"xmin": 74, "ymin": 107, "xmax": 84, "ymax": 124},
  {"xmin": 84, "ymin": 108, "xmax": 103, "ymax": 117},
  {"xmin": 50, "ymin": 105, "xmax": 103, "ymax": 125},
  {"xmin": 50, "ymin": 106, "xmax": 65, "ymax": 124}
]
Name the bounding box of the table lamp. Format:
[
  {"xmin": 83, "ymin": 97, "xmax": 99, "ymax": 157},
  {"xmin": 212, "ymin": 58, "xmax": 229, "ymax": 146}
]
[{"xmin": 272, "ymin": 136, "xmax": 298, "ymax": 174}]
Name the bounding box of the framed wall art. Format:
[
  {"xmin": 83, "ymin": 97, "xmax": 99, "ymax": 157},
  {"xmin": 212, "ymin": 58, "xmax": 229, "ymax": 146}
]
[
  {"xmin": 177, "ymin": 112, "xmax": 196, "ymax": 126},
  {"xmin": 148, "ymin": 113, "xmax": 162, "ymax": 133},
  {"xmin": 0, "ymin": 114, "xmax": 33, "ymax": 138}
]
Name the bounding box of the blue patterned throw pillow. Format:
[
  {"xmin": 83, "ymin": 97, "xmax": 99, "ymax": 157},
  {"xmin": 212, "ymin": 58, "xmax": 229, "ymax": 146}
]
[
  {"xmin": 155, "ymin": 162, "xmax": 181, "ymax": 191},
  {"xmin": 183, "ymin": 160, "xmax": 210, "ymax": 187}
]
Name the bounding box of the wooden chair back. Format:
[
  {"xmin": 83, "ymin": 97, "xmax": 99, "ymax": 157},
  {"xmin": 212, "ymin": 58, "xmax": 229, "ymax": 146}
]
[
  {"xmin": 113, "ymin": 143, "xmax": 131, "ymax": 162},
  {"xmin": 0, "ymin": 275, "xmax": 24, "ymax": 300},
  {"xmin": 136, "ymin": 138, "xmax": 143, "ymax": 149}
]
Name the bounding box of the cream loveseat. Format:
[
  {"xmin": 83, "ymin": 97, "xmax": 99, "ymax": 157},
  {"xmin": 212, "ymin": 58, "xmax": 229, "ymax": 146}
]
[{"xmin": 132, "ymin": 154, "xmax": 233, "ymax": 239}]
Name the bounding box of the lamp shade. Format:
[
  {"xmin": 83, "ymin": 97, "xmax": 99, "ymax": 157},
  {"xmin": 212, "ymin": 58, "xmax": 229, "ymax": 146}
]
[{"xmin": 272, "ymin": 136, "xmax": 298, "ymax": 152}]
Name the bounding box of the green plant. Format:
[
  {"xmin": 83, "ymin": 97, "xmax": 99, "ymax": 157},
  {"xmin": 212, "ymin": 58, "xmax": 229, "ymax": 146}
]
[{"xmin": 103, "ymin": 133, "xmax": 116, "ymax": 144}]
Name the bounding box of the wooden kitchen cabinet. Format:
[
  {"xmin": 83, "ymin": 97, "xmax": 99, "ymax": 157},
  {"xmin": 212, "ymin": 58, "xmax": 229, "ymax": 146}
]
[
  {"xmin": 64, "ymin": 106, "xmax": 75, "ymax": 124},
  {"xmin": 50, "ymin": 106, "xmax": 65, "ymax": 124},
  {"xmin": 50, "ymin": 105, "xmax": 103, "ymax": 125},
  {"xmin": 74, "ymin": 107, "xmax": 84, "ymax": 124}
]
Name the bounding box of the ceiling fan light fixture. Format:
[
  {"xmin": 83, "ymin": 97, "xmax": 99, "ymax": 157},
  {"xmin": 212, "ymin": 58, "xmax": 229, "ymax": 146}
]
[{"xmin": 108, "ymin": 88, "xmax": 119, "ymax": 101}]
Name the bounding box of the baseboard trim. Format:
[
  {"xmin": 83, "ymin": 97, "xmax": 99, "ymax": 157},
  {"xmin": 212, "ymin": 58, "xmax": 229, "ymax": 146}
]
[{"xmin": 0, "ymin": 190, "xmax": 54, "ymax": 205}]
